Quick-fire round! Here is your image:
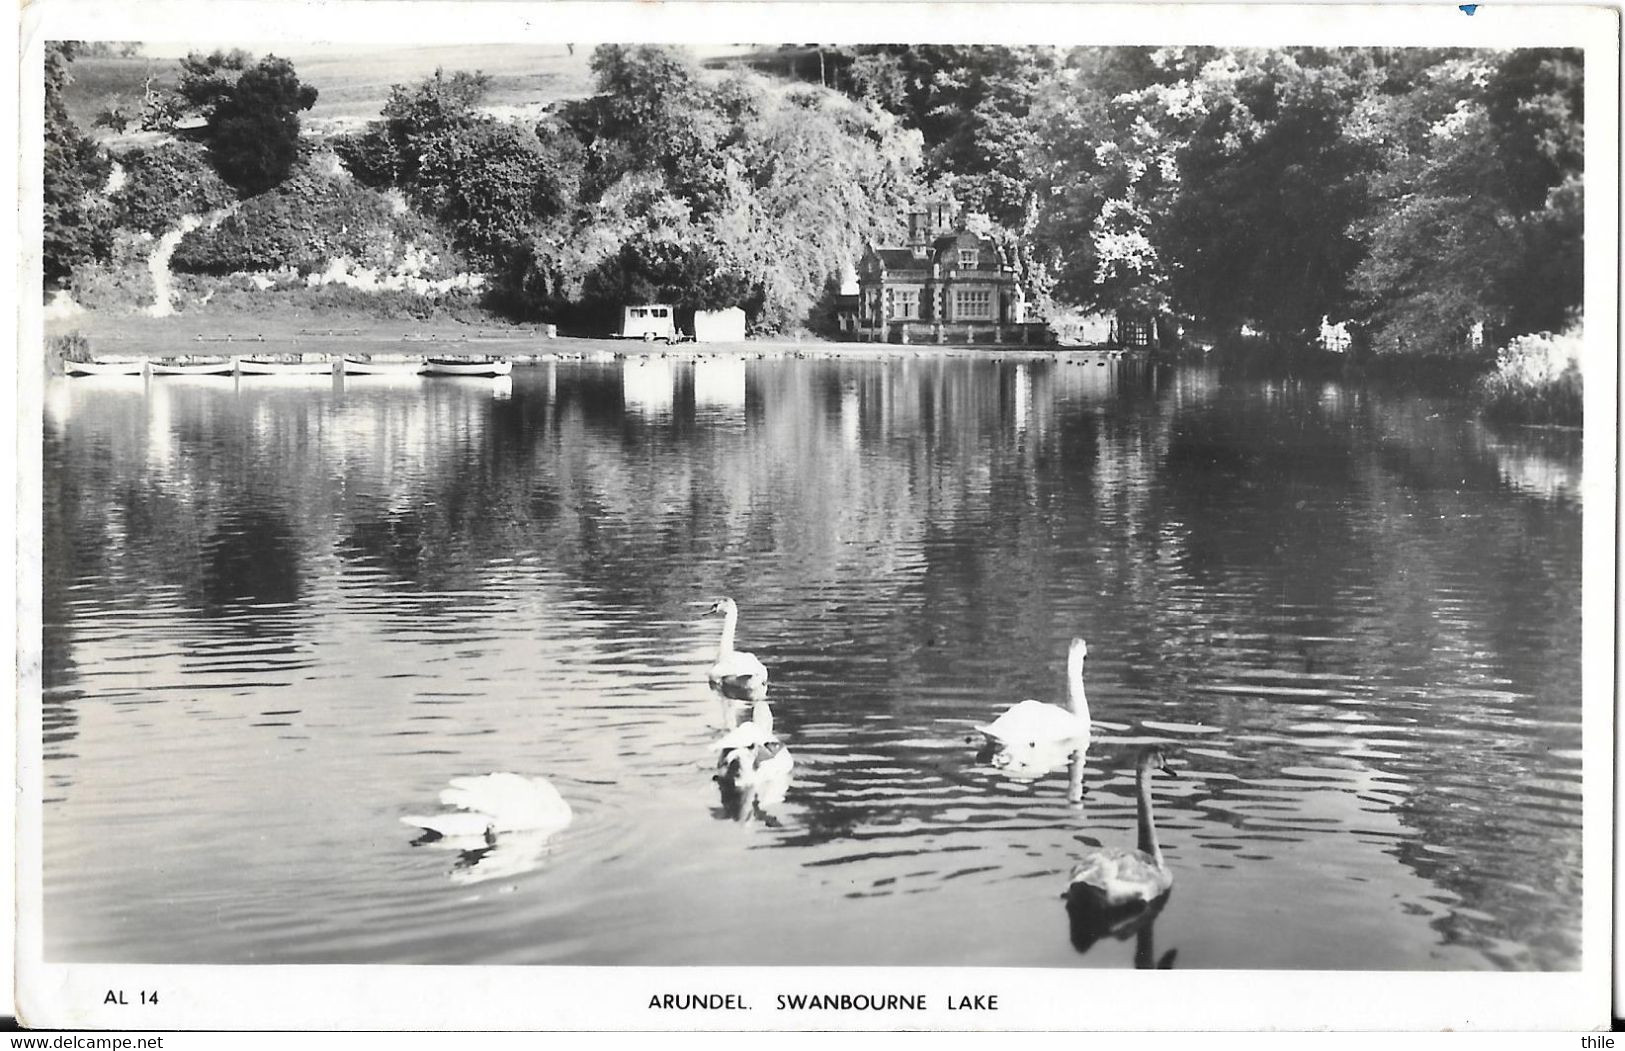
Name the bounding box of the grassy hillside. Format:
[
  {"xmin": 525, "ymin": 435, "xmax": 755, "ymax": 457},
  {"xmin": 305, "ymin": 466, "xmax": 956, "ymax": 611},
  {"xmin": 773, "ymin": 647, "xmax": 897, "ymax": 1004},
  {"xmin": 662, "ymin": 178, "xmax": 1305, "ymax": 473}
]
[
  {"xmin": 58, "ymin": 54, "xmax": 179, "ymax": 130},
  {"xmin": 48, "ymin": 42, "xmax": 878, "ymax": 338}
]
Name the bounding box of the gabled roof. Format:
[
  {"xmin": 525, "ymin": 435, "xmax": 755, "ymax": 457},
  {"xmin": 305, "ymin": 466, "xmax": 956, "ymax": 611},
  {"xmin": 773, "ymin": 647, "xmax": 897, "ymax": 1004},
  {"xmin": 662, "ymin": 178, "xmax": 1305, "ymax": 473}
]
[
  {"xmin": 932, "ymin": 231, "xmax": 1003, "ymax": 264},
  {"xmin": 866, "ymin": 248, "xmax": 929, "ymax": 272},
  {"xmin": 932, "ymin": 230, "xmax": 987, "ymax": 251}
]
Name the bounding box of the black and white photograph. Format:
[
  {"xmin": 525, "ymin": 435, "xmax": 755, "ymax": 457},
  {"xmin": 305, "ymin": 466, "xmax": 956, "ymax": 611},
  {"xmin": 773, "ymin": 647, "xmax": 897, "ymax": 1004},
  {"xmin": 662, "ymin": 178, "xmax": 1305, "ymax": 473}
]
[{"xmin": 11, "ymin": 0, "xmax": 1616, "ymax": 1032}]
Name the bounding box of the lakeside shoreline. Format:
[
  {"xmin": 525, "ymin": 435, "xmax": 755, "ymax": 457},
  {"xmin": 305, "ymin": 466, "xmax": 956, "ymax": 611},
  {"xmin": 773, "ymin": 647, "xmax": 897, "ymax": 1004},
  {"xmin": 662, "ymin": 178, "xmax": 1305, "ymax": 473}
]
[{"xmin": 43, "ymin": 310, "xmax": 1138, "ymax": 367}]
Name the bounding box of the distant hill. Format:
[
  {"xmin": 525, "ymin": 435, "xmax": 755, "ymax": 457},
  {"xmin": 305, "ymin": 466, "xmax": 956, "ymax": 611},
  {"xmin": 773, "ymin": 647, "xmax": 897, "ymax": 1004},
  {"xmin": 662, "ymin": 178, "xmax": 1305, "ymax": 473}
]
[{"xmin": 63, "ymin": 43, "xmax": 758, "ymax": 139}]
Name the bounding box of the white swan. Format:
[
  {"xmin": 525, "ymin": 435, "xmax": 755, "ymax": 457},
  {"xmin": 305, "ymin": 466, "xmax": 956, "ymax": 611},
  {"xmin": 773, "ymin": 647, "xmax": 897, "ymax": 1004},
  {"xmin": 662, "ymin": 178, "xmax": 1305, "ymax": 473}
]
[
  {"xmin": 714, "ymin": 699, "xmax": 793, "ymax": 791},
  {"xmin": 705, "ymin": 597, "xmax": 769, "ymax": 702},
  {"xmin": 1066, "ymin": 745, "xmax": 1179, "ymax": 908},
  {"xmin": 977, "ymin": 637, "xmax": 1092, "ymax": 763},
  {"xmin": 401, "ymin": 772, "xmax": 573, "ymax": 841}
]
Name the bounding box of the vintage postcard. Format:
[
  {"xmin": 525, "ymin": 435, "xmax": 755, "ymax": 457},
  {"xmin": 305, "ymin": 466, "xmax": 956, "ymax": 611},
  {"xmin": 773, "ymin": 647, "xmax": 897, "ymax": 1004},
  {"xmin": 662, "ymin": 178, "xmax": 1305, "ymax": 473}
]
[{"xmin": 12, "ymin": 0, "xmax": 1617, "ymax": 1032}]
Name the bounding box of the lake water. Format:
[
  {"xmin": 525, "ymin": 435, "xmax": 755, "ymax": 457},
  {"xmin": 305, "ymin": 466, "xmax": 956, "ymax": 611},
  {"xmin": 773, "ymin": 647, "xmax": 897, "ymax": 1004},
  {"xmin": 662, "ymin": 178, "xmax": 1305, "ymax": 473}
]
[{"xmin": 39, "ymin": 356, "xmax": 1584, "ymax": 969}]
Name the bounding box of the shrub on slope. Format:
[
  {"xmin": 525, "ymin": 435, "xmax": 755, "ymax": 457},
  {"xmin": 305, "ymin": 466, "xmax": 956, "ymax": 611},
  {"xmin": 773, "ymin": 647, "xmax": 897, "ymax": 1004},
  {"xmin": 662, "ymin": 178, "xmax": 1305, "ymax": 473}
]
[{"xmin": 171, "ymin": 161, "xmax": 460, "ymax": 277}]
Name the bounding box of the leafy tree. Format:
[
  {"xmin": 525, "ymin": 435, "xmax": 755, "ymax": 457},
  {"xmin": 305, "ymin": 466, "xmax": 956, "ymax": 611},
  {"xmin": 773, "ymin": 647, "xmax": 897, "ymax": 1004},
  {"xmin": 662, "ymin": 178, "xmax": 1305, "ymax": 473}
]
[
  {"xmin": 1160, "ymin": 50, "xmax": 1377, "ymax": 341},
  {"xmin": 528, "ymin": 64, "xmax": 924, "ymax": 331},
  {"xmin": 335, "ymin": 69, "xmax": 584, "ymax": 274},
  {"xmin": 177, "ymin": 49, "xmax": 253, "ymax": 118},
  {"xmin": 1030, "ymin": 47, "xmax": 1192, "ymax": 316},
  {"xmin": 42, "ymin": 42, "xmax": 113, "ymax": 288},
  {"xmin": 334, "ymin": 69, "xmax": 492, "ymax": 188},
  {"xmin": 1351, "ymin": 48, "xmax": 1583, "ymax": 355},
  {"xmin": 202, "ymin": 55, "xmax": 319, "ymax": 195},
  {"xmin": 847, "ymin": 50, "xmax": 908, "ymax": 110},
  {"xmin": 583, "ymin": 239, "xmax": 751, "ymax": 313},
  {"xmin": 841, "ymin": 45, "xmax": 1060, "ymax": 229},
  {"xmin": 140, "ymin": 49, "xmax": 249, "ymax": 132},
  {"xmin": 717, "ymin": 83, "xmax": 922, "ymax": 330},
  {"xmin": 562, "ymin": 45, "xmax": 729, "ymax": 205},
  {"xmin": 415, "ymin": 118, "xmax": 583, "ymax": 267}
]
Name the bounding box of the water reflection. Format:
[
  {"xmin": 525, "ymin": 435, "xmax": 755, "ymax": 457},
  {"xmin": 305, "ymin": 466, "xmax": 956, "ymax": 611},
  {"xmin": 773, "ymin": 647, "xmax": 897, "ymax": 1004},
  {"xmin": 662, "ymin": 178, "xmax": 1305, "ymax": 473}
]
[
  {"xmin": 40, "ymin": 358, "xmax": 1584, "ymax": 968},
  {"xmin": 713, "ymin": 770, "xmax": 791, "ymax": 826},
  {"xmin": 1065, "ymin": 888, "xmax": 1177, "ymax": 968},
  {"xmin": 974, "ymin": 736, "xmax": 1079, "ymax": 783},
  {"xmin": 410, "ymin": 828, "xmax": 564, "ymax": 887},
  {"xmin": 622, "ymin": 358, "xmax": 675, "ymax": 417},
  {"xmin": 202, "ymin": 507, "xmax": 301, "ymax": 608},
  {"xmin": 693, "ymin": 358, "xmax": 747, "ymax": 412},
  {"xmin": 711, "ymin": 696, "xmax": 794, "ymax": 827}
]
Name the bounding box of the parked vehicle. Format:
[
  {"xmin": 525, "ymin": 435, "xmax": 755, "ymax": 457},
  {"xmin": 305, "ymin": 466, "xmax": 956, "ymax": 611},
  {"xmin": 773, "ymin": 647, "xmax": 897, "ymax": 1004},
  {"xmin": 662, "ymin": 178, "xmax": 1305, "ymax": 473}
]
[{"xmin": 617, "ymin": 304, "xmax": 683, "ymax": 343}]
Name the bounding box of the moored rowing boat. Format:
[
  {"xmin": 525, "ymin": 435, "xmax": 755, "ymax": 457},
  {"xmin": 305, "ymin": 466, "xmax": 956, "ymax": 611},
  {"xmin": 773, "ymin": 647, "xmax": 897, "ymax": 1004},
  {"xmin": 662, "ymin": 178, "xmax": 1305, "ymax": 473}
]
[
  {"xmin": 64, "ymin": 359, "xmax": 144, "ymax": 376},
  {"xmin": 419, "ymin": 357, "xmax": 513, "ymax": 377},
  {"xmin": 341, "ymin": 357, "xmax": 422, "ymax": 376},
  {"xmin": 147, "ymin": 358, "xmax": 235, "ymax": 376},
  {"xmin": 235, "ymin": 357, "xmax": 333, "ymax": 376}
]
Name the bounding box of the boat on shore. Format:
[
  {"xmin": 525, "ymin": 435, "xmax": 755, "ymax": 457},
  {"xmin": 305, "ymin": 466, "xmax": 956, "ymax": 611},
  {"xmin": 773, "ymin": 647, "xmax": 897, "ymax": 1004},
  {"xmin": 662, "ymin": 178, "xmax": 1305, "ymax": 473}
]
[
  {"xmin": 148, "ymin": 358, "xmax": 235, "ymax": 376},
  {"xmin": 419, "ymin": 356, "xmax": 513, "ymax": 378},
  {"xmin": 64, "ymin": 358, "xmax": 144, "ymax": 377},
  {"xmin": 341, "ymin": 356, "xmax": 422, "ymax": 376},
  {"xmin": 235, "ymin": 357, "xmax": 333, "ymax": 376}
]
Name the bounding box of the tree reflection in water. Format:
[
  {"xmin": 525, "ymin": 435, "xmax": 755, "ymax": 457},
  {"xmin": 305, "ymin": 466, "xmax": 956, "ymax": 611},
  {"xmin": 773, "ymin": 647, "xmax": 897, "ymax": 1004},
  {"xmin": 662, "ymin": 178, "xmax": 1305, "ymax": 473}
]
[{"xmin": 39, "ymin": 359, "xmax": 1586, "ymax": 969}]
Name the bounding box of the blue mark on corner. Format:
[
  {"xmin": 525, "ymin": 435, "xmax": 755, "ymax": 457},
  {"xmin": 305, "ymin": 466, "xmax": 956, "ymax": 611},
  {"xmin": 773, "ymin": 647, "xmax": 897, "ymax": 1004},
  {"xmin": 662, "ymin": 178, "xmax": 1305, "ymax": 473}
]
[{"xmin": 1459, "ymin": 4, "xmax": 1478, "ymax": 13}]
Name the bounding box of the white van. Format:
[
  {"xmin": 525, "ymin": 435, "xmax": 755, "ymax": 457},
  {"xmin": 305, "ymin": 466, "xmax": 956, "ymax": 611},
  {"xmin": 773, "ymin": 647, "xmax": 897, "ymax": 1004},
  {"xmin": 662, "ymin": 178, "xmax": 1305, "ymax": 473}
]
[{"xmin": 618, "ymin": 304, "xmax": 678, "ymax": 342}]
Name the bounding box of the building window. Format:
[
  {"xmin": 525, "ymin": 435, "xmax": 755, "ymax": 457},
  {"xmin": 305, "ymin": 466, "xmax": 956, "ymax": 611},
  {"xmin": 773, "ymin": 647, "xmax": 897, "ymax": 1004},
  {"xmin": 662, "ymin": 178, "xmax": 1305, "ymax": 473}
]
[
  {"xmin": 895, "ymin": 290, "xmax": 920, "ymax": 320},
  {"xmin": 955, "ymin": 289, "xmax": 993, "ymax": 319},
  {"xmin": 958, "ymin": 248, "xmax": 979, "ymax": 268}
]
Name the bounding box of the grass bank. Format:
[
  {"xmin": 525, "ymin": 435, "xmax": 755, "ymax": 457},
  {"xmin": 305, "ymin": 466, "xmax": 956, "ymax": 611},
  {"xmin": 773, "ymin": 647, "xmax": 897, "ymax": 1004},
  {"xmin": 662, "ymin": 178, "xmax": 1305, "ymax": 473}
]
[{"xmin": 43, "ymin": 307, "xmax": 1136, "ymax": 369}]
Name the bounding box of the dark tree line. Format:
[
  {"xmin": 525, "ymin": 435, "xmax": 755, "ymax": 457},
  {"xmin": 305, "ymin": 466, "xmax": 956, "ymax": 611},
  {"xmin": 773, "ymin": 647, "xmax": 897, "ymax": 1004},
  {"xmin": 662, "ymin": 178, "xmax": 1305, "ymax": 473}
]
[
  {"xmin": 829, "ymin": 45, "xmax": 1582, "ymax": 357},
  {"xmin": 43, "ymin": 43, "xmax": 113, "ymax": 287}
]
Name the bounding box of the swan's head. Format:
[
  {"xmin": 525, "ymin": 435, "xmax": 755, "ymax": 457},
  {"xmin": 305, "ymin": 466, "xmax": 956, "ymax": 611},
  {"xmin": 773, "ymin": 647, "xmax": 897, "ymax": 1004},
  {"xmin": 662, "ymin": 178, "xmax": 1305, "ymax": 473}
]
[
  {"xmin": 704, "ymin": 598, "xmax": 738, "ymax": 617},
  {"xmin": 1069, "ymin": 637, "xmax": 1089, "ymax": 661},
  {"xmin": 1140, "ymin": 744, "xmax": 1180, "ymax": 777}
]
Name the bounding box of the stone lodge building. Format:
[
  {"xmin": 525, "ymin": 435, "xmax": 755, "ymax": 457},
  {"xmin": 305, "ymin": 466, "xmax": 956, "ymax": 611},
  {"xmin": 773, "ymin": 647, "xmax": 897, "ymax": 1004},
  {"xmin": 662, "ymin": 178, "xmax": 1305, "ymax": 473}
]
[{"xmin": 853, "ymin": 202, "xmax": 1051, "ymax": 345}]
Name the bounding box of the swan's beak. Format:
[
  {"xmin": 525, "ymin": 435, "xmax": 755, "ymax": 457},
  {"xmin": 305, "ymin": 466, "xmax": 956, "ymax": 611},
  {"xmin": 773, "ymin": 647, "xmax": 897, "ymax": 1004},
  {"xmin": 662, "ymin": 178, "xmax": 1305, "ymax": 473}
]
[{"xmin": 1161, "ymin": 765, "xmax": 1181, "ymax": 779}]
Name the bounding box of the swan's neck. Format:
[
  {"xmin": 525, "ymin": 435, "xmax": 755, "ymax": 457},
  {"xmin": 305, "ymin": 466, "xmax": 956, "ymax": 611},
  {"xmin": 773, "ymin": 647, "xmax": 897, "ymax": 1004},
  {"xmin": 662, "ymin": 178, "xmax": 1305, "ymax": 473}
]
[
  {"xmin": 1135, "ymin": 763, "xmax": 1165, "ymax": 869},
  {"xmin": 1067, "ymin": 650, "xmax": 1091, "ymax": 729},
  {"xmin": 751, "ymin": 700, "xmax": 774, "ymax": 735},
  {"xmin": 716, "ymin": 608, "xmax": 738, "ymax": 658}
]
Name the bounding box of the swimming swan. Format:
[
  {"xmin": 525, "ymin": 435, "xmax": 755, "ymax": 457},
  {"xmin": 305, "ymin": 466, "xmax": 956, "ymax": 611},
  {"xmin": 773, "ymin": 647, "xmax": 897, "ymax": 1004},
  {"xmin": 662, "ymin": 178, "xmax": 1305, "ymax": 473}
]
[
  {"xmin": 714, "ymin": 699, "xmax": 793, "ymax": 790},
  {"xmin": 977, "ymin": 637, "xmax": 1092, "ymax": 761},
  {"xmin": 401, "ymin": 772, "xmax": 573, "ymax": 841},
  {"xmin": 705, "ymin": 597, "xmax": 769, "ymax": 702},
  {"xmin": 1066, "ymin": 745, "xmax": 1179, "ymax": 908}
]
